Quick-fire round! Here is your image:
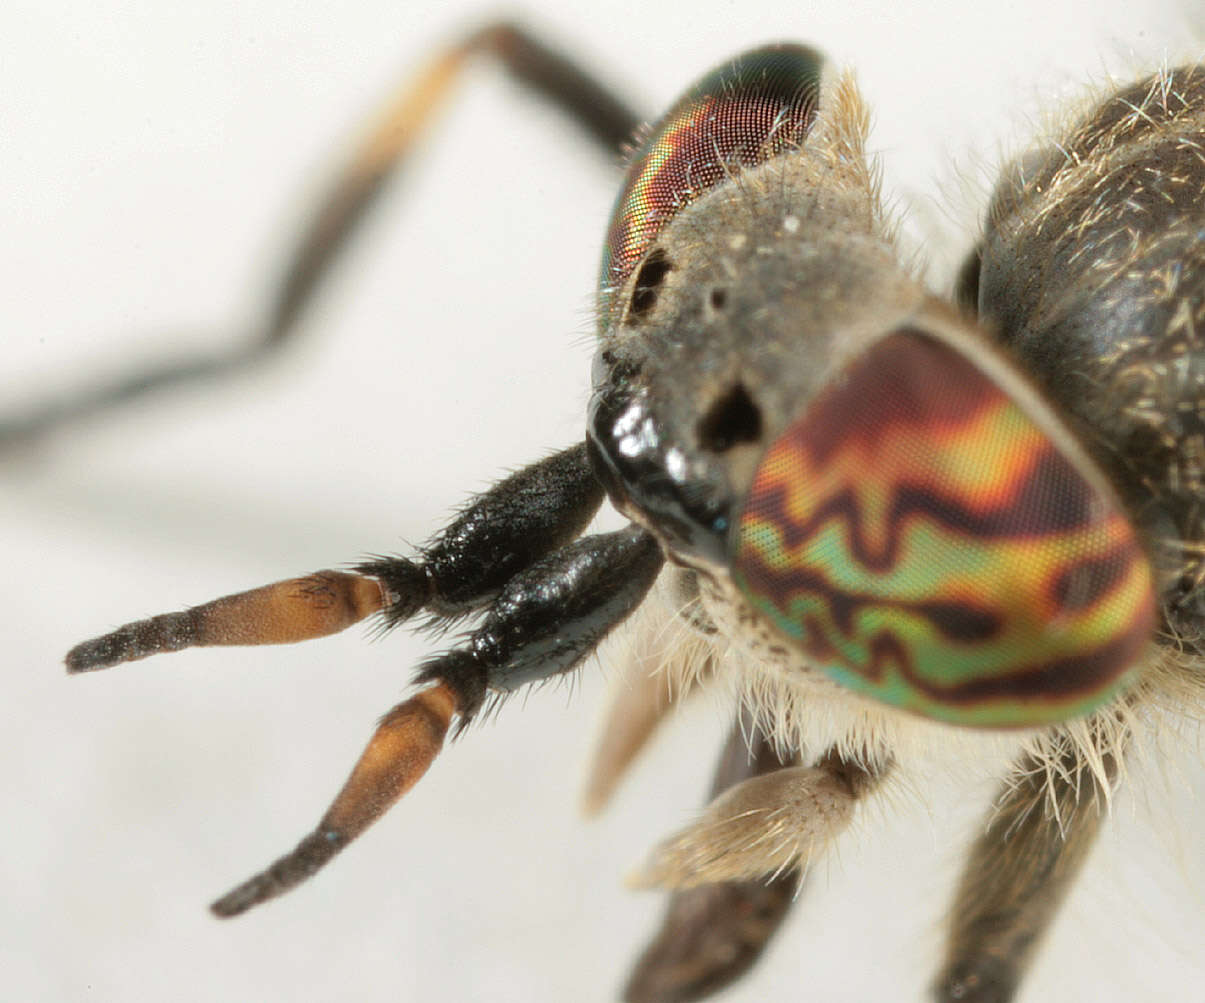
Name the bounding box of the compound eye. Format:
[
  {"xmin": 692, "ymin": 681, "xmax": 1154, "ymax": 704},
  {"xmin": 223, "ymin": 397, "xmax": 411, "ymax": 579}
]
[
  {"xmin": 731, "ymin": 328, "xmax": 1155, "ymax": 727},
  {"xmin": 597, "ymin": 43, "xmax": 824, "ymax": 327}
]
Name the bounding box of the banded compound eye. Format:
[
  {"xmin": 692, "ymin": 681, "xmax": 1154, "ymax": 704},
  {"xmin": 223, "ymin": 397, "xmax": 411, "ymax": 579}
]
[
  {"xmin": 596, "ymin": 43, "xmax": 824, "ymax": 329},
  {"xmin": 731, "ymin": 328, "xmax": 1156, "ymax": 727}
]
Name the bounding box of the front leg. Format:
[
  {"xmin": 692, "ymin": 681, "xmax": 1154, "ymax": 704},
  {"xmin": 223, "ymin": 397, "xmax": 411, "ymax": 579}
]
[
  {"xmin": 212, "ymin": 524, "xmax": 663, "ymax": 915},
  {"xmin": 66, "ymin": 443, "xmax": 663, "ymax": 913},
  {"xmin": 67, "ymin": 442, "xmax": 603, "ymax": 671}
]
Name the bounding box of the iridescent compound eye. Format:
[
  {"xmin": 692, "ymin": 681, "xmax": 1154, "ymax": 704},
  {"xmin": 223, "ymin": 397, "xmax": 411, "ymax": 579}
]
[
  {"xmin": 597, "ymin": 44, "xmax": 823, "ymax": 325},
  {"xmin": 732, "ymin": 329, "xmax": 1156, "ymax": 727}
]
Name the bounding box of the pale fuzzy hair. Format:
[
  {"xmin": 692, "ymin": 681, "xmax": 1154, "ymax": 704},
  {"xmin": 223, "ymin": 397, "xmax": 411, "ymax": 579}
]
[{"xmin": 600, "ymin": 562, "xmax": 1204, "ymax": 833}]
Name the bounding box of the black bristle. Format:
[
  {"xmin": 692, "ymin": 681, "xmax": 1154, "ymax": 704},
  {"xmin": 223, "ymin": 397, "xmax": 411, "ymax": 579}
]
[
  {"xmin": 414, "ymin": 649, "xmax": 488, "ymax": 735},
  {"xmin": 354, "ymin": 556, "xmax": 432, "ymax": 629}
]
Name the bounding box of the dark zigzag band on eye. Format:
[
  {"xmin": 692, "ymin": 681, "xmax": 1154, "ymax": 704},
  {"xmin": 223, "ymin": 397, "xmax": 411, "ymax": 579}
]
[
  {"xmin": 597, "ymin": 44, "xmax": 823, "ymax": 324},
  {"xmin": 732, "ymin": 329, "xmax": 1156, "ymax": 727}
]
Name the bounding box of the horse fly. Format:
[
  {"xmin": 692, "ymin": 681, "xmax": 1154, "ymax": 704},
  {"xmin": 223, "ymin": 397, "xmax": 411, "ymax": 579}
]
[{"xmin": 19, "ymin": 22, "xmax": 1201, "ymax": 1003}]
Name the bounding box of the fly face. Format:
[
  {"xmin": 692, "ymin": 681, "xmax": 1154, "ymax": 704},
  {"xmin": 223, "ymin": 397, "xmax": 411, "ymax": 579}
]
[
  {"xmin": 589, "ymin": 47, "xmax": 1157, "ymax": 728},
  {"xmin": 587, "ymin": 48, "xmax": 916, "ymax": 568},
  {"xmin": 586, "ymin": 160, "xmax": 911, "ymax": 569}
]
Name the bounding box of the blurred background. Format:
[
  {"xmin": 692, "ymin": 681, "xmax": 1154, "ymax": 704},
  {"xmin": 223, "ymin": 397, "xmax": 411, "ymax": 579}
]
[{"xmin": 3, "ymin": 1, "xmax": 1203, "ymax": 1000}]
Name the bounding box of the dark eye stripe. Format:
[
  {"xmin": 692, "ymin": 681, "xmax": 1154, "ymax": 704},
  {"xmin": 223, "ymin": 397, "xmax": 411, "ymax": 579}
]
[{"xmin": 732, "ymin": 329, "xmax": 1155, "ymax": 727}]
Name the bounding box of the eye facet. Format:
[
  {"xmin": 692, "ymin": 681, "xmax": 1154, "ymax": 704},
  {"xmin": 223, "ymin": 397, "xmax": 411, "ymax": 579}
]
[{"xmin": 732, "ymin": 328, "xmax": 1156, "ymax": 727}]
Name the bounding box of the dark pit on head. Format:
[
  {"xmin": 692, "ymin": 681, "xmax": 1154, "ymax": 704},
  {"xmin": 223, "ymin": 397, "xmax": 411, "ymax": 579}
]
[
  {"xmin": 628, "ymin": 249, "xmax": 672, "ymax": 320},
  {"xmin": 698, "ymin": 383, "xmax": 762, "ymax": 452}
]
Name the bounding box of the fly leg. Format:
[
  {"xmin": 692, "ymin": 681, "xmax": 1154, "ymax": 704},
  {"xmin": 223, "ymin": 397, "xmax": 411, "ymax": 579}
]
[
  {"xmin": 933, "ymin": 730, "xmax": 1122, "ymax": 1003},
  {"xmin": 583, "ymin": 568, "xmax": 718, "ymax": 816},
  {"xmin": 623, "ymin": 707, "xmax": 803, "ymax": 1003},
  {"xmin": 1, "ymin": 23, "xmax": 640, "ymax": 446},
  {"xmin": 67, "ymin": 441, "xmax": 604, "ymax": 671},
  {"xmin": 66, "ymin": 444, "xmax": 669, "ymax": 912},
  {"xmin": 631, "ymin": 745, "xmax": 889, "ymax": 890},
  {"xmin": 211, "ymin": 523, "xmax": 663, "ymax": 916}
]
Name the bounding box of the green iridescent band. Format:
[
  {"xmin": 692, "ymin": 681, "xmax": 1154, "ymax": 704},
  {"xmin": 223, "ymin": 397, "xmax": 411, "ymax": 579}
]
[{"xmin": 733, "ymin": 330, "xmax": 1155, "ymax": 727}]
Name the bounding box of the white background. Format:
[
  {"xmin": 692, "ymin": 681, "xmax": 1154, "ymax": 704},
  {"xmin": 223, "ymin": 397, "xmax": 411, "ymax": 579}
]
[{"xmin": 3, "ymin": 2, "xmax": 1204, "ymax": 1001}]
